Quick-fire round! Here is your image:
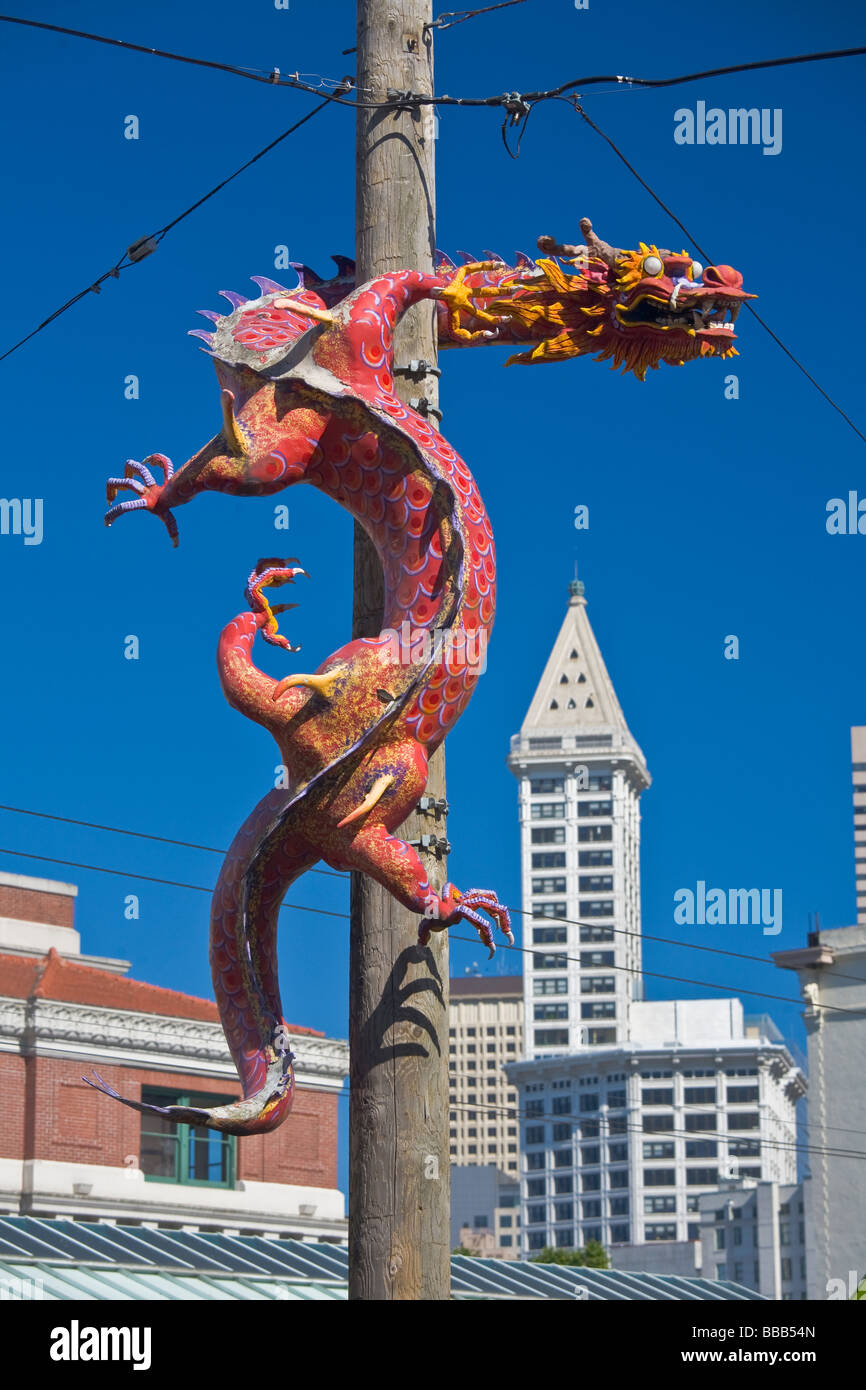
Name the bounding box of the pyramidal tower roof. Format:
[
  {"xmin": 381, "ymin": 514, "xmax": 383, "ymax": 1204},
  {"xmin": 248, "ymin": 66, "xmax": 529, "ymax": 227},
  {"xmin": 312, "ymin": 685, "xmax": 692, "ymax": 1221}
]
[{"xmin": 510, "ymin": 575, "xmax": 649, "ymax": 783}]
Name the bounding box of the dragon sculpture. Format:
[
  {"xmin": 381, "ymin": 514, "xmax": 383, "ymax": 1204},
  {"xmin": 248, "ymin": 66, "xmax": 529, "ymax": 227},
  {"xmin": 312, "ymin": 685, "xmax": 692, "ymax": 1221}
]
[{"xmin": 89, "ymin": 220, "xmax": 753, "ymax": 1136}]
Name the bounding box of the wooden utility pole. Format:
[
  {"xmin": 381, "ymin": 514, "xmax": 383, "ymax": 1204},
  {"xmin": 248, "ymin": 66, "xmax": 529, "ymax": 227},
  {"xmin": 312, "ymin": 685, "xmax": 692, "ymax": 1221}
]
[{"xmin": 350, "ymin": 0, "xmax": 450, "ymax": 1300}]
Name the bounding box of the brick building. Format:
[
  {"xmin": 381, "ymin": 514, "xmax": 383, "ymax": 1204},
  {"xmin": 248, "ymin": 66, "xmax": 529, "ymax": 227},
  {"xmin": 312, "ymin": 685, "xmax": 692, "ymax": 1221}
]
[{"xmin": 0, "ymin": 869, "xmax": 348, "ymax": 1240}]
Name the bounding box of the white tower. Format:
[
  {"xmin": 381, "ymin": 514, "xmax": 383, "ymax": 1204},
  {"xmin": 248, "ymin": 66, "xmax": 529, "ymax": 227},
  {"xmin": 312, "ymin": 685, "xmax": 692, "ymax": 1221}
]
[{"xmin": 507, "ymin": 577, "xmax": 650, "ymax": 1060}]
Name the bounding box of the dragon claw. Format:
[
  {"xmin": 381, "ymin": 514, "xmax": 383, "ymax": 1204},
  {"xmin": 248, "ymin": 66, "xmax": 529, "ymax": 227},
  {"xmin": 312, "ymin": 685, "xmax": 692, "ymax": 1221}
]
[
  {"xmin": 418, "ymin": 884, "xmax": 513, "ymax": 959},
  {"xmin": 104, "ymin": 454, "xmax": 179, "ymax": 546},
  {"xmin": 245, "ymin": 559, "xmax": 307, "ymax": 651}
]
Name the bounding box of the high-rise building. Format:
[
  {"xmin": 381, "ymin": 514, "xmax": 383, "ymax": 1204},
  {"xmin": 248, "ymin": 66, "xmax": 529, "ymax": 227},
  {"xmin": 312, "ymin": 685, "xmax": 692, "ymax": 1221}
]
[
  {"xmin": 507, "ymin": 577, "xmax": 649, "ymax": 1059},
  {"xmin": 507, "ymin": 1000, "xmax": 803, "ymax": 1257},
  {"xmin": 774, "ymin": 922, "xmax": 866, "ymax": 1300},
  {"xmin": 449, "ymin": 976, "xmax": 523, "ymax": 1175},
  {"xmin": 852, "ymin": 727, "xmax": 866, "ymax": 925},
  {"xmin": 505, "ymin": 572, "xmax": 807, "ymax": 1263}
]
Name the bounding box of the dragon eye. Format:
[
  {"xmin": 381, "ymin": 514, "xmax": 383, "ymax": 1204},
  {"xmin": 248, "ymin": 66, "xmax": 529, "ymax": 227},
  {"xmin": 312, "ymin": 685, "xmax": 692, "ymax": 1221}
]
[
  {"xmin": 642, "ymin": 254, "xmax": 663, "ymax": 277},
  {"xmin": 690, "ymin": 261, "xmax": 704, "ymax": 282}
]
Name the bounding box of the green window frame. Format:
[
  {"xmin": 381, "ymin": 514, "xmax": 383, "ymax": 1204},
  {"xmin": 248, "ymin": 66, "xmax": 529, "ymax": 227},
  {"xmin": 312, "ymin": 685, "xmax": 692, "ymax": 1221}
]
[{"xmin": 140, "ymin": 1088, "xmax": 236, "ymax": 1188}]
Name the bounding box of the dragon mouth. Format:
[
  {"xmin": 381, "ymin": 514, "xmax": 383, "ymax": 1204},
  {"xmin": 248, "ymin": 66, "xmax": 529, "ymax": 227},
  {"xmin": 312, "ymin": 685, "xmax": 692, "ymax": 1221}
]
[{"xmin": 614, "ymin": 292, "xmax": 745, "ymax": 340}]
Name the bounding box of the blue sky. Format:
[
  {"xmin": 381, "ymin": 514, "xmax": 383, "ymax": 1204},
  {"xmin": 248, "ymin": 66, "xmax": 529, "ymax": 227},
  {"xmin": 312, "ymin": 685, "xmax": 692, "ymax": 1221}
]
[{"xmin": 1, "ymin": 0, "xmax": 864, "ymax": 1190}]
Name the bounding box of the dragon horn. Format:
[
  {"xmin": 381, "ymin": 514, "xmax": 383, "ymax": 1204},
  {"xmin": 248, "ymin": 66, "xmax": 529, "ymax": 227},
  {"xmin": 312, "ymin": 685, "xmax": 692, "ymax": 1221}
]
[{"xmin": 577, "ymin": 218, "xmax": 623, "ymax": 267}]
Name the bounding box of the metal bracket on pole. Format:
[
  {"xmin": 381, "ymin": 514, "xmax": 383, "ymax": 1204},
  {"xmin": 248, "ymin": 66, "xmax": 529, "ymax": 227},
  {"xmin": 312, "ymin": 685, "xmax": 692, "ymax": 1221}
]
[
  {"xmin": 395, "ymin": 358, "xmax": 442, "ymax": 380},
  {"xmin": 417, "ymin": 795, "xmax": 449, "ymax": 819},
  {"xmin": 408, "ymin": 833, "xmax": 451, "ymax": 858}
]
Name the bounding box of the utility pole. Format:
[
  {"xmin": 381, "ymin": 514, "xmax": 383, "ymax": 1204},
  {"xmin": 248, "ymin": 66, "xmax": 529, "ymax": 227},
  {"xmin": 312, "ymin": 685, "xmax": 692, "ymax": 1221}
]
[{"xmin": 350, "ymin": 0, "xmax": 449, "ymax": 1301}]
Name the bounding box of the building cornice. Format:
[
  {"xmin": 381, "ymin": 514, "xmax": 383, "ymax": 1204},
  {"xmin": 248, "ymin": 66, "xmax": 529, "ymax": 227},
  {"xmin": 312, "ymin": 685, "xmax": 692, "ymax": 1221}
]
[{"xmin": 0, "ymin": 994, "xmax": 348, "ymax": 1092}]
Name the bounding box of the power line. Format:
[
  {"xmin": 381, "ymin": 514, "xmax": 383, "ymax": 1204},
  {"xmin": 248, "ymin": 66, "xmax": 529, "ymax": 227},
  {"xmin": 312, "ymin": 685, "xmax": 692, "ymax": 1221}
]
[
  {"xmin": 0, "ymin": 841, "xmax": 858, "ymax": 1017},
  {"xmin": 6, "ymin": 801, "xmax": 861, "ymax": 983},
  {"xmin": 428, "ymin": 0, "xmax": 530, "ymax": 30},
  {"xmin": 568, "ymin": 98, "xmax": 866, "ymax": 447},
  {"xmin": 2, "ymin": 15, "xmax": 864, "ymax": 110},
  {"xmin": 0, "ymin": 846, "xmax": 348, "ymax": 921},
  {"xmin": 335, "ymin": 1092, "xmax": 866, "ymax": 1164},
  {"xmin": 0, "ymin": 96, "xmax": 336, "ymax": 365}
]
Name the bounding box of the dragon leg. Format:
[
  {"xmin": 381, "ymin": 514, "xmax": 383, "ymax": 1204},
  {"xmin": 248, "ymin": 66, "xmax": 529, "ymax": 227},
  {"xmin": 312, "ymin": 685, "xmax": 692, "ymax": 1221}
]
[{"xmin": 328, "ymin": 823, "xmax": 513, "ymax": 959}]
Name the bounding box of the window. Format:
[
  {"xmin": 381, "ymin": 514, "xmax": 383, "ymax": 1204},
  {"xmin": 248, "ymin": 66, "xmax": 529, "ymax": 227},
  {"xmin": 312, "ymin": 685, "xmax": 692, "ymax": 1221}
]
[
  {"xmin": 609, "ymin": 1170, "xmax": 629, "ymax": 1189},
  {"xmin": 555, "ymin": 1201, "xmax": 574, "ymax": 1222},
  {"xmin": 579, "ymin": 850, "xmax": 613, "ymax": 867},
  {"xmin": 579, "ymin": 1119, "xmax": 599, "ymax": 1138},
  {"xmin": 525, "ymin": 1126, "xmax": 545, "ymax": 1145},
  {"xmin": 578, "ymin": 800, "xmax": 613, "ymax": 818},
  {"xmin": 580, "ymin": 926, "xmax": 615, "ymax": 942},
  {"xmin": 530, "ymin": 777, "xmax": 565, "ymax": 794},
  {"xmin": 580, "ymin": 900, "xmax": 614, "ymax": 918},
  {"xmin": 532, "ymin": 877, "xmax": 567, "ymax": 895},
  {"xmin": 581, "ymin": 1173, "xmax": 601, "ymax": 1192},
  {"xmin": 528, "ymin": 1231, "xmax": 547, "ymax": 1251},
  {"xmin": 534, "ymin": 976, "xmax": 569, "ymax": 996},
  {"xmin": 552, "ymin": 1123, "xmax": 571, "ymax": 1142},
  {"xmin": 687, "ymin": 1223, "xmax": 700, "ymax": 1241},
  {"xmin": 732, "ymin": 1227, "xmax": 743, "ymax": 1246},
  {"xmin": 644, "ymin": 1196, "xmax": 676, "ymax": 1213},
  {"xmin": 609, "ymin": 1196, "xmax": 629, "ymax": 1216},
  {"xmin": 685, "ymin": 1140, "xmax": 717, "ymax": 1158},
  {"xmin": 684, "ymin": 1086, "xmax": 717, "ymax": 1104},
  {"xmin": 581, "ymin": 1146, "xmax": 601, "ymax": 1165},
  {"xmin": 727, "ymin": 1086, "xmax": 759, "ymax": 1104},
  {"xmin": 554, "ymin": 1175, "xmax": 573, "ymax": 1194},
  {"xmin": 587, "ymin": 1028, "xmax": 617, "ymax": 1045},
  {"xmin": 728, "ymin": 1112, "xmax": 760, "ymax": 1131},
  {"xmin": 728, "ymin": 1139, "xmax": 760, "ymax": 1157},
  {"xmin": 533, "ymin": 902, "xmax": 568, "ymax": 920},
  {"xmin": 610, "ymin": 1223, "xmax": 630, "ymax": 1244},
  {"xmin": 579, "ymin": 875, "xmax": 614, "ymax": 892},
  {"xmin": 533, "ymin": 953, "xmax": 568, "ymax": 970},
  {"xmin": 533, "ymin": 927, "xmax": 567, "ymax": 945},
  {"xmin": 581, "ymin": 1001, "xmax": 616, "ymax": 1019},
  {"xmin": 526, "ymin": 1152, "xmax": 545, "ymax": 1171},
  {"xmin": 531, "ymin": 802, "xmax": 566, "ymax": 819},
  {"xmin": 642, "ymin": 1088, "xmax": 674, "ymax": 1106},
  {"xmin": 645, "ymin": 1224, "xmax": 677, "ymax": 1242},
  {"xmin": 532, "ymin": 852, "xmax": 566, "ymax": 869},
  {"xmin": 607, "ymin": 1089, "xmax": 626, "ymax": 1108},
  {"xmin": 578, "ymin": 825, "xmax": 612, "ymax": 842},
  {"xmin": 526, "ymin": 1178, "xmax": 545, "ymax": 1197},
  {"xmin": 643, "ymin": 1169, "xmax": 676, "ymax": 1187},
  {"xmin": 643, "ymin": 1115, "xmax": 674, "ymax": 1133},
  {"xmin": 686, "ymin": 1168, "xmax": 719, "ymax": 1186},
  {"xmin": 581, "ymin": 1199, "xmax": 601, "ymax": 1219},
  {"xmin": 552, "ymin": 1096, "xmax": 572, "ymax": 1116},
  {"xmin": 581, "ymin": 976, "xmax": 616, "ymax": 994},
  {"xmin": 141, "ymin": 1090, "xmax": 236, "ymax": 1186},
  {"xmin": 580, "ymin": 951, "xmax": 615, "ymax": 968},
  {"xmin": 535, "ymin": 1029, "xmax": 569, "ymax": 1047},
  {"xmin": 535, "ymin": 1002, "xmax": 568, "ymax": 1021},
  {"xmin": 779, "ymin": 1222, "xmax": 791, "ymax": 1246},
  {"xmin": 579, "ymin": 1094, "xmax": 599, "ymax": 1113},
  {"xmin": 608, "ymin": 1143, "xmax": 629, "ymax": 1163},
  {"xmin": 527, "ymin": 1205, "xmax": 547, "ymax": 1225},
  {"xmin": 532, "ymin": 826, "xmax": 566, "ymax": 844},
  {"xmin": 714, "ymin": 1228, "xmax": 726, "ymax": 1251},
  {"xmin": 553, "ymin": 1149, "xmax": 573, "ymax": 1168},
  {"xmin": 685, "ymin": 1114, "xmax": 717, "ymax": 1132},
  {"xmin": 642, "ymin": 1142, "xmax": 675, "ymax": 1159},
  {"xmin": 526, "ymin": 1099, "xmax": 545, "ymax": 1117},
  {"xmin": 588, "ymin": 774, "xmax": 612, "ymax": 792}
]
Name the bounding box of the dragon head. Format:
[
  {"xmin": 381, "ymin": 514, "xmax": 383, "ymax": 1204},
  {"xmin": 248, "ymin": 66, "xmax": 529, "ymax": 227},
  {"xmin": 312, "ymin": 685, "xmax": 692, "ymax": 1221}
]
[{"xmin": 481, "ymin": 218, "xmax": 756, "ymax": 381}]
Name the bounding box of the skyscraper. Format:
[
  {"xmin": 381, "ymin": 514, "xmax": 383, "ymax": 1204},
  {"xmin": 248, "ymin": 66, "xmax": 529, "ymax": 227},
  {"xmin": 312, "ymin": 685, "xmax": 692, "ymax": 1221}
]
[{"xmin": 507, "ymin": 577, "xmax": 650, "ymax": 1058}]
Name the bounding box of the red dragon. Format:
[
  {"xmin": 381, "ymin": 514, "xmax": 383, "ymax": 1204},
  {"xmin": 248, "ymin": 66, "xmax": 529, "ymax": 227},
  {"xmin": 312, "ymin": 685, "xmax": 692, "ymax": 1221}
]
[{"xmin": 88, "ymin": 221, "xmax": 753, "ymax": 1135}]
